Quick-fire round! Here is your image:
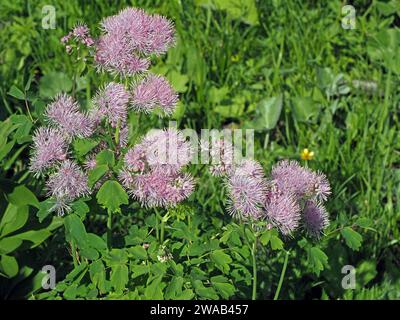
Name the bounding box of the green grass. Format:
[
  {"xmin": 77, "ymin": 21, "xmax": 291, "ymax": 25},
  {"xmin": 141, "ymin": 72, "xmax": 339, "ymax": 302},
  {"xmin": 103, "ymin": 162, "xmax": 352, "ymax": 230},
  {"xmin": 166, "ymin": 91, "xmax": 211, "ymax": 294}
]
[{"xmin": 0, "ymin": 0, "xmax": 399, "ymax": 299}]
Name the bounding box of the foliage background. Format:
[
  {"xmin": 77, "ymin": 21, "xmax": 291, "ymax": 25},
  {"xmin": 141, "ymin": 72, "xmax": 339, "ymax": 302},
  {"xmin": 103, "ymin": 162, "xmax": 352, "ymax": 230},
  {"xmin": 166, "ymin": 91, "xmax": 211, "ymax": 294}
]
[{"xmin": 0, "ymin": 0, "xmax": 399, "ymax": 299}]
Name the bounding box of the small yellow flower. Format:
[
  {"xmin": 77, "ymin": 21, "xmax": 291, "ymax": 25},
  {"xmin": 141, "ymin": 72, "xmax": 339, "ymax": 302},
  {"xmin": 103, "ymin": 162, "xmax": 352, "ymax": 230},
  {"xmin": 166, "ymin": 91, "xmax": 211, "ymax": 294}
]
[{"xmin": 301, "ymin": 148, "xmax": 314, "ymax": 161}]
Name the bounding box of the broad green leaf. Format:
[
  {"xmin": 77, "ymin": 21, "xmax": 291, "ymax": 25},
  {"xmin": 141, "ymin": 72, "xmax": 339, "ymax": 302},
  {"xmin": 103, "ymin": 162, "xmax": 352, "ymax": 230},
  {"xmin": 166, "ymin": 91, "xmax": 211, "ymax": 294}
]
[
  {"xmin": 88, "ymin": 165, "xmax": 108, "ymax": 188},
  {"xmin": 0, "ymin": 254, "xmax": 19, "ymax": 278},
  {"xmin": 0, "ymin": 204, "xmax": 29, "ymax": 237},
  {"xmin": 0, "ymin": 237, "xmax": 23, "ymax": 254},
  {"xmin": 110, "ymin": 264, "xmax": 129, "ymax": 293},
  {"xmin": 70, "ymin": 199, "xmax": 90, "ymax": 218},
  {"xmin": 36, "ymin": 198, "xmax": 55, "ymax": 223},
  {"xmin": 15, "ymin": 230, "xmax": 52, "ymax": 248},
  {"xmin": 90, "ymin": 260, "xmax": 106, "ymax": 293},
  {"xmin": 73, "ymin": 138, "xmax": 99, "ymax": 158},
  {"xmin": 8, "ymin": 85, "xmax": 25, "ymax": 100},
  {"xmin": 128, "ymin": 245, "xmax": 147, "ymax": 260},
  {"xmin": 210, "ymin": 250, "xmax": 232, "ymax": 274},
  {"xmin": 96, "ymin": 150, "xmax": 115, "ymax": 167},
  {"xmin": 64, "ymin": 214, "xmax": 87, "ymax": 248},
  {"xmin": 291, "ymin": 97, "xmax": 320, "ymax": 122},
  {"xmin": 131, "ymin": 264, "xmax": 150, "ymax": 279},
  {"xmin": 39, "ymin": 71, "xmax": 73, "ymax": 98},
  {"xmin": 87, "ymin": 233, "xmax": 107, "ymax": 251},
  {"xmin": 251, "ymin": 95, "xmax": 283, "ymax": 130},
  {"xmin": 165, "ymin": 276, "xmax": 184, "ymax": 299},
  {"xmin": 211, "ymin": 275, "xmax": 235, "ymax": 299},
  {"xmin": 0, "ymin": 141, "xmax": 14, "ymax": 162},
  {"xmin": 96, "ymin": 180, "xmax": 128, "ymax": 213},
  {"xmin": 341, "ymin": 227, "xmax": 363, "ymax": 251},
  {"xmin": 145, "ymin": 276, "xmax": 164, "ymax": 299},
  {"xmin": 8, "ymin": 185, "xmax": 39, "ymax": 208},
  {"xmin": 308, "ymin": 247, "xmax": 328, "ymax": 276}
]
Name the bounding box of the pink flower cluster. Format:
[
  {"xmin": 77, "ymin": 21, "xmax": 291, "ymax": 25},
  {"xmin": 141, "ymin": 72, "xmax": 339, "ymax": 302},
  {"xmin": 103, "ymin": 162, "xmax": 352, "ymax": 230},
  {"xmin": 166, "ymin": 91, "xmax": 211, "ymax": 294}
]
[
  {"xmin": 94, "ymin": 7, "xmax": 175, "ymax": 75},
  {"xmin": 212, "ymin": 148, "xmax": 331, "ymax": 238},
  {"xmin": 61, "ymin": 23, "xmax": 94, "ymax": 54},
  {"xmin": 119, "ymin": 128, "xmax": 194, "ymax": 208}
]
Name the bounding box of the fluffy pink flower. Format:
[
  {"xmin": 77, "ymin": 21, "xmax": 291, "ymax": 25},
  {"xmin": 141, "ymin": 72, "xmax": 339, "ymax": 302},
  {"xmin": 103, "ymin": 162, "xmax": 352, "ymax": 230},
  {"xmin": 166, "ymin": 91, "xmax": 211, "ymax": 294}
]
[
  {"xmin": 30, "ymin": 127, "xmax": 68, "ymax": 175},
  {"xmin": 130, "ymin": 171, "xmax": 194, "ymax": 208},
  {"xmin": 92, "ymin": 82, "xmax": 130, "ymax": 127},
  {"xmin": 201, "ymin": 138, "xmax": 234, "ymax": 177},
  {"xmin": 95, "ymin": 8, "xmax": 175, "ymax": 75},
  {"xmin": 131, "ymin": 74, "xmax": 178, "ymax": 116},
  {"xmin": 46, "ymin": 160, "xmax": 90, "ymax": 214},
  {"xmin": 128, "ymin": 128, "xmax": 192, "ymax": 173},
  {"xmin": 226, "ymin": 174, "xmax": 267, "ymax": 220},
  {"xmin": 233, "ymin": 159, "xmax": 265, "ymax": 179},
  {"xmin": 95, "ymin": 34, "xmax": 150, "ymax": 75},
  {"xmin": 271, "ymin": 160, "xmax": 331, "ymax": 201},
  {"xmin": 302, "ymin": 201, "xmax": 329, "ymax": 238},
  {"xmin": 264, "ymin": 186, "xmax": 301, "ymax": 235},
  {"xmin": 46, "ymin": 94, "xmax": 94, "ymax": 138}
]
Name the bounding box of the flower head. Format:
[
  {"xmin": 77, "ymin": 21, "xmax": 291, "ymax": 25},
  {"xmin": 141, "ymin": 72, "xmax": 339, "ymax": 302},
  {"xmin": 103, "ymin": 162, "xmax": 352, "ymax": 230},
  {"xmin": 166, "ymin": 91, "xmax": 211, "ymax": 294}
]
[
  {"xmin": 300, "ymin": 148, "xmax": 314, "ymax": 161},
  {"xmin": 92, "ymin": 82, "xmax": 130, "ymax": 127},
  {"xmin": 271, "ymin": 160, "xmax": 330, "ymax": 201},
  {"xmin": 302, "ymin": 201, "xmax": 329, "ymax": 238},
  {"xmin": 226, "ymin": 174, "xmax": 267, "ymax": 221},
  {"xmin": 46, "ymin": 94, "xmax": 94, "ymax": 138},
  {"xmin": 264, "ymin": 185, "xmax": 301, "ymax": 235},
  {"xmin": 30, "ymin": 127, "xmax": 68, "ymax": 175},
  {"xmin": 129, "ymin": 171, "xmax": 194, "ymax": 208},
  {"xmin": 131, "ymin": 74, "xmax": 178, "ymax": 116},
  {"xmin": 46, "ymin": 160, "xmax": 90, "ymax": 214}
]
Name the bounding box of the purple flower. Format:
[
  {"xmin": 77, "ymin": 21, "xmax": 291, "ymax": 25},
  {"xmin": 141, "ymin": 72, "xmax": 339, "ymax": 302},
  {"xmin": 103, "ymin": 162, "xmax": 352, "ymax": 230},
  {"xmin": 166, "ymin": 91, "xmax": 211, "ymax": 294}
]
[
  {"xmin": 92, "ymin": 82, "xmax": 130, "ymax": 127},
  {"xmin": 72, "ymin": 23, "xmax": 90, "ymax": 39},
  {"xmin": 30, "ymin": 127, "xmax": 68, "ymax": 175},
  {"xmin": 129, "ymin": 171, "xmax": 194, "ymax": 208},
  {"xmin": 271, "ymin": 160, "xmax": 331, "ymax": 201},
  {"xmin": 95, "ymin": 34, "xmax": 150, "ymax": 75},
  {"xmin": 45, "ymin": 94, "xmax": 94, "ymax": 138},
  {"xmin": 126, "ymin": 128, "xmax": 192, "ymax": 174},
  {"xmin": 264, "ymin": 186, "xmax": 301, "ymax": 235},
  {"xmin": 201, "ymin": 138, "xmax": 234, "ymax": 177},
  {"xmin": 233, "ymin": 159, "xmax": 265, "ymax": 179},
  {"xmin": 46, "ymin": 160, "xmax": 90, "ymax": 214},
  {"xmin": 95, "ymin": 8, "xmax": 175, "ymax": 75},
  {"xmin": 226, "ymin": 174, "xmax": 267, "ymax": 220},
  {"xmin": 131, "ymin": 74, "xmax": 178, "ymax": 116},
  {"xmin": 302, "ymin": 201, "xmax": 329, "ymax": 238}
]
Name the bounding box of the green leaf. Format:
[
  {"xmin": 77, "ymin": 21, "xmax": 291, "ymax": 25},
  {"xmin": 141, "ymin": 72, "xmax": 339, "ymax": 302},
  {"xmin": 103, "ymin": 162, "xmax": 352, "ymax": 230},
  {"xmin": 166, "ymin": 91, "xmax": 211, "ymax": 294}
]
[
  {"xmin": 36, "ymin": 198, "xmax": 54, "ymax": 223},
  {"xmin": 39, "ymin": 71, "xmax": 73, "ymax": 98},
  {"xmin": 131, "ymin": 264, "xmax": 150, "ymax": 279},
  {"xmin": 308, "ymin": 247, "xmax": 329, "ymax": 276},
  {"xmin": 88, "ymin": 165, "xmax": 108, "ymax": 188},
  {"xmin": 0, "ymin": 204, "xmax": 29, "ymax": 237},
  {"xmin": 96, "ymin": 150, "xmax": 115, "ymax": 167},
  {"xmin": 15, "ymin": 230, "xmax": 52, "ymax": 248},
  {"xmin": 110, "ymin": 264, "xmax": 129, "ymax": 293},
  {"xmin": 96, "ymin": 180, "xmax": 128, "ymax": 213},
  {"xmin": 8, "ymin": 185, "xmax": 39, "ymax": 208},
  {"xmin": 73, "ymin": 138, "xmax": 99, "ymax": 158},
  {"xmin": 90, "ymin": 260, "xmax": 106, "ymax": 293},
  {"xmin": 165, "ymin": 276, "xmax": 184, "ymax": 299},
  {"xmin": 0, "ymin": 237, "xmax": 23, "ymax": 254},
  {"xmin": 70, "ymin": 199, "xmax": 90, "ymax": 219},
  {"xmin": 64, "ymin": 214, "xmax": 87, "ymax": 248},
  {"xmin": 211, "ymin": 276, "xmax": 235, "ymax": 299},
  {"xmin": 341, "ymin": 227, "xmax": 363, "ymax": 251},
  {"xmin": 87, "ymin": 233, "xmax": 107, "ymax": 251},
  {"xmin": 270, "ymin": 234, "xmax": 284, "ymax": 251},
  {"xmin": 0, "ymin": 254, "xmax": 19, "ymax": 278},
  {"xmin": 210, "ymin": 250, "xmax": 232, "ymax": 274},
  {"xmin": 128, "ymin": 245, "xmax": 147, "ymax": 260},
  {"xmin": 291, "ymin": 97, "xmax": 321, "ymax": 122},
  {"xmin": 145, "ymin": 276, "xmax": 164, "ymax": 299},
  {"xmin": 251, "ymin": 95, "xmax": 283, "ymax": 130},
  {"xmin": 8, "ymin": 85, "xmax": 25, "ymax": 100}
]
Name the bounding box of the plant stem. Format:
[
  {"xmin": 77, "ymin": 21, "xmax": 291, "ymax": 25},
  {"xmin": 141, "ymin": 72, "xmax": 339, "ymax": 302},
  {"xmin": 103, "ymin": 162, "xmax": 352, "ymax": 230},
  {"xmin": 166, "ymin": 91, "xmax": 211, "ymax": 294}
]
[
  {"xmin": 251, "ymin": 234, "xmax": 258, "ymax": 300},
  {"xmin": 274, "ymin": 250, "xmax": 290, "ymax": 300},
  {"xmin": 107, "ymin": 209, "xmax": 113, "ymax": 249},
  {"xmin": 71, "ymin": 241, "xmax": 78, "ymax": 267}
]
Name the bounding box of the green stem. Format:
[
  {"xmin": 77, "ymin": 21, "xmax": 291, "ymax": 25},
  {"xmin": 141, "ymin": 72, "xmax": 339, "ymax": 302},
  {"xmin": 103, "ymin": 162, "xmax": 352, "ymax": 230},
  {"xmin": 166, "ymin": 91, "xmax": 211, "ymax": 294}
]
[
  {"xmin": 274, "ymin": 250, "xmax": 290, "ymax": 300},
  {"xmin": 251, "ymin": 235, "xmax": 258, "ymax": 300},
  {"xmin": 71, "ymin": 241, "xmax": 78, "ymax": 267},
  {"xmin": 107, "ymin": 210, "xmax": 113, "ymax": 249}
]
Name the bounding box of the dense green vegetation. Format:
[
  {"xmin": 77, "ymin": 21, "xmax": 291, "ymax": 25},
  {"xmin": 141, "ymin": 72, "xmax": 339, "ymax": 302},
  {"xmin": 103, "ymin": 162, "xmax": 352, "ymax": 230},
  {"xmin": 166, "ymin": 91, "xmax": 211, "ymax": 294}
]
[{"xmin": 0, "ymin": 0, "xmax": 399, "ymax": 300}]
